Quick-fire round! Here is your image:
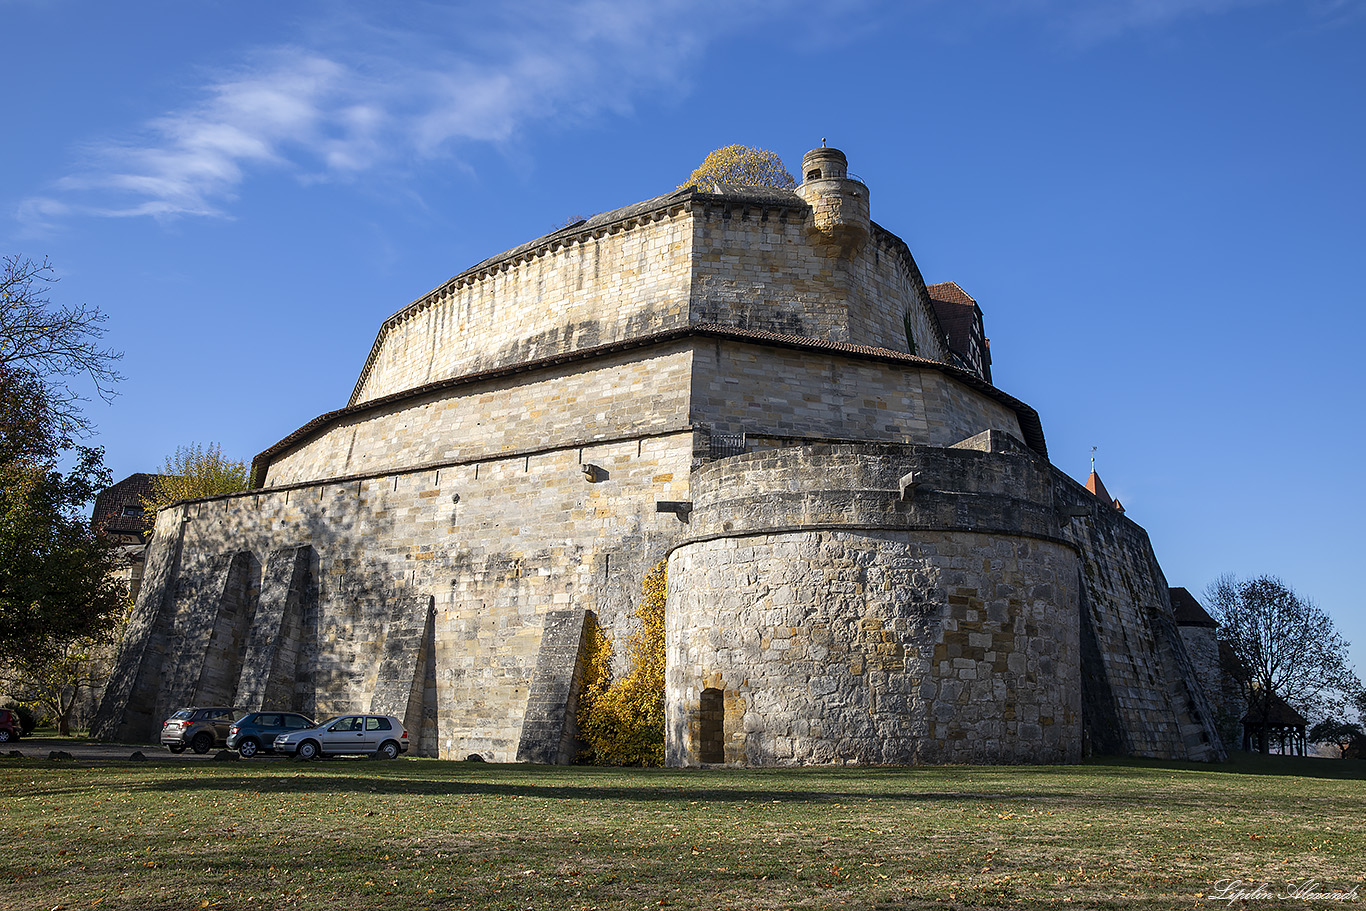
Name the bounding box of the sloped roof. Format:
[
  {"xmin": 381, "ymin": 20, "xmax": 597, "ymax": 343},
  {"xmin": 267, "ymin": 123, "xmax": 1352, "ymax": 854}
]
[
  {"xmin": 91, "ymin": 473, "xmax": 165, "ymax": 537},
  {"xmin": 923, "ymin": 280, "xmax": 976, "ymax": 344},
  {"xmin": 1170, "ymin": 587, "xmax": 1217, "ymax": 628},
  {"xmin": 1085, "ymin": 470, "xmax": 1112, "ymax": 504},
  {"xmin": 1241, "ymin": 693, "xmax": 1308, "ymax": 728}
]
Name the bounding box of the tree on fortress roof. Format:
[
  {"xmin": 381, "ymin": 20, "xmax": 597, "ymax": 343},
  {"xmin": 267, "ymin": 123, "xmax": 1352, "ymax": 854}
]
[
  {"xmin": 683, "ymin": 145, "xmax": 795, "ymax": 191},
  {"xmin": 140, "ymin": 443, "xmax": 249, "ymax": 521},
  {"xmin": 1206, "ymin": 574, "xmax": 1362, "ymax": 753}
]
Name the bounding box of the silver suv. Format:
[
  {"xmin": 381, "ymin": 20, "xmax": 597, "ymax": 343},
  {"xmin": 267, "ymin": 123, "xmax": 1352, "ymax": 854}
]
[
  {"xmin": 273, "ymin": 713, "xmax": 409, "ymax": 760},
  {"xmin": 160, "ymin": 706, "xmax": 240, "ymax": 754}
]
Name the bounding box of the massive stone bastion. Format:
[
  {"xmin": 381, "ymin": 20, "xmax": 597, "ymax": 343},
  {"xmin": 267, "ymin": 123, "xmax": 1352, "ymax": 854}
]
[{"xmin": 94, "ymin": 146, "xmax": 1224, "ymax": 765}]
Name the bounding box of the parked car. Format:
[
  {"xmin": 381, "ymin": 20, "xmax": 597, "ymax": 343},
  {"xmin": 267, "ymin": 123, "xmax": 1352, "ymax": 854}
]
[
  {"xmin": 0, "ymin": 708, "xmax": 22, "ymax": 743},
  {"xmin": 160, "ymin": 706, "xmax": 240, "ymax": 754},
  {"xmin": 273, "ymin": 713, "xmax": 409, "ymax": 760},
  {"xmin": 226, "ymin": 711, "xmax": 315, "ymax": 757}
]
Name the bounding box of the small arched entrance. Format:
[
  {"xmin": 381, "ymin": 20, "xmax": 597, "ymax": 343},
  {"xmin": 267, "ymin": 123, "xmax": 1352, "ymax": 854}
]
[{"xmin": 699, "ymin": 688, "xmax": 724, "ymax": 763}]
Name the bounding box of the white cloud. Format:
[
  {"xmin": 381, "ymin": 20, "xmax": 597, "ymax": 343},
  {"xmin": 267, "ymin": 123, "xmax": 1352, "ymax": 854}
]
[
  {"xmin": 23, "ymin": 0, "xmax": 717, "ymax": 222},
  {"xmin": 21, "ymin": 0, "xmax": 1347, "ymax": 224}
]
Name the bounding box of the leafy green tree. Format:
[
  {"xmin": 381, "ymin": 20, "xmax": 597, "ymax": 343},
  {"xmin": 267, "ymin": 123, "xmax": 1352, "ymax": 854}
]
[
  {"xmin": 4, "ymin": 630, "xmax": 122, "ymax": 735},
  {"xmin": 684, "ymin": 145, "xmax": 794, "ymax": 191},
  {"xmin": 1206, "ymin": 574, "xmax": 1358, "ymax": 753},
  {"xmin": 1308, "ymin": 719, "xmax": 1365, "ymax": 759},
  {"xmin": 0, "ymin": 255, "xmax": 127, "ymax": 711},
  {"xmin": 0, "ymin": 444, "xmax": 126, "ymax": 656},
  {"xmin": 140, "ymin": 443, "xmax": 250, "ymax": 520}
]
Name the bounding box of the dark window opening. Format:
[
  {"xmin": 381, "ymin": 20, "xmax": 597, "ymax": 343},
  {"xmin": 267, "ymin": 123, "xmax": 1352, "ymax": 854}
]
[
  {"xmin": 700, "ymin": 688, "xmax": 724, "ymax": 763},
  {"xmin": 806, "ymin": 169, "xmax": 821, "ymax": 181}
]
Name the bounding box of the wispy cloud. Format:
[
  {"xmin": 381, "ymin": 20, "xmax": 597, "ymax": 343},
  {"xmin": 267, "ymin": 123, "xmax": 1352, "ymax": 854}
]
[
  {"xmin": 1048, "ymin": 0, "xmax": 1280, "ymax": 43},
  {"xmin": 21, "ymin": 0, "xmax": 716, "ymax": 223},
  {"xmin": 19, "ymin": 0, "xmax": 1354, "ymax": 226}
]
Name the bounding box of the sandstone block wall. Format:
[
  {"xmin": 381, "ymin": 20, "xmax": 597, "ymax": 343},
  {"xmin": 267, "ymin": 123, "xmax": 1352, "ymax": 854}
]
[
  {"xmin": 691, "ymin": 341, "xmax": 1024, "ymax": 447},
  {"xmin": 97, "ymin": 431, "xmax": 696, "ymax": 760},
  {"xmin": 663, "ymin": 442, "xmax": 1221, "ymax": 766},
  {"xmin": 354, "ymin": 203, "xmax": 695, "ymax": 404},
  {"xmin": 688, "ymin": 202, "xmax": 947, "ymax": 363},
  {"xmin": 1054, "ymin": 477, "xmax": 1225, "ymax": 762},
  {"xmin": 666, "ymin": 443, "xmax": 1082, "ymax": 766},
  {"xmin": 351, "ymin": 187, "xmax": 958, "ymax": 414},
  {"xmin": 667, "ymin": 529, "xmax": 1080, "ymax": 765},
  {"xmin": 267, "ymin": 344, "xmax": 694, "ymax": 485}
]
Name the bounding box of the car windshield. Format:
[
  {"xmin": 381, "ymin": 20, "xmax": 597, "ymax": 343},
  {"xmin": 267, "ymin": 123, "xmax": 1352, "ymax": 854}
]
[{"xmin": 169, "ymin": 709, "xmax": 193, "ymax": 721}]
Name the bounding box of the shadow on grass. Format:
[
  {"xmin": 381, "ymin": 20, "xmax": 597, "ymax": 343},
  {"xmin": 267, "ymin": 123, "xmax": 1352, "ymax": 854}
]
[
  {"xmin": 1084, "ymin": 752, "xmax": 1366, "ymax": 781},
  {"xmin": 16, "ymin": 754, "xmax": 1362, "ymax": 812}
]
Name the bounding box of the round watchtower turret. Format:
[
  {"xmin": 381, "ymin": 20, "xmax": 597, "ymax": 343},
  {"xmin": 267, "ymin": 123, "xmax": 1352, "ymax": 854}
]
[{"xmin": 796, "ymin": 145, "xmax": 870, "ymax": 258}]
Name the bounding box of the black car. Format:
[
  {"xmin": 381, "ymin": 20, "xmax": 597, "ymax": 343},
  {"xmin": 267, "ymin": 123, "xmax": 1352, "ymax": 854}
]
[{"xmin": 226, "ymin": 712, "xmax": 316, "ymax": 757}]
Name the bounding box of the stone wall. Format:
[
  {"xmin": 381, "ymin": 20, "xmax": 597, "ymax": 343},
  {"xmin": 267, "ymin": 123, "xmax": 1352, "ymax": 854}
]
[
  {"xmin": 663, "ymin": 442, "xmax": 1223, "ymax": 766},
  {"xmin": 1054, "ymin": 477, "xmax": 1225, "ymax": 762},
  {"xmin": 263, "ymin": 335, "xmax": 1024, "ymax": 489},
  {"xmin": 688, "ymin": 202, "xmax": 948, "ymax": 363},
  {"xmin": 96, "ymin": 430, "xmax": 696, "ymax": 760},
  {"xmin": 691, "ymin": 341, "xmax": 1023, "ymax": 447},
  {"xmin": 1177, "ymin": 624, "xmax": 1243, "ymax": 749},
  {"xmin": 665, "ymin": 443, "xmax": 1082, "ymax": 766},
  {"xmin": 353, "ymin": 203, "xmax": 695, "ymax": 405},
  {"xmin": 351, "ymin": 187, "xmax": 956, "ymax": 412},
  {"xmin": 267, "ymin": 344, "xmax": 695, "ymax": 485}
]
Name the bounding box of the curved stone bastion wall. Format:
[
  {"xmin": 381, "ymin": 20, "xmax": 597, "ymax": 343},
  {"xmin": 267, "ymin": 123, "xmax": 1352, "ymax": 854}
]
[{"xmin": 664, "ymin": 442, "xmax": 1082, "ymax": 766}]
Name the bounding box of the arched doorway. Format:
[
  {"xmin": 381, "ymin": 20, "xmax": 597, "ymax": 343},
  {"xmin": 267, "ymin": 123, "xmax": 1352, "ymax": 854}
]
[{"xmin": 699, "ymin": 688, "xmax": 724, "ymax": 763}]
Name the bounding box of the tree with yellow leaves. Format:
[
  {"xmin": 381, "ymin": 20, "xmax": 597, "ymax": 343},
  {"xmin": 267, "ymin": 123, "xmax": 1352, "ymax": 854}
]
[
  {"xmin": 683, "ymin": 145, "xmax": 794, "ymax": 191},
  {"xmin": 576, "ymin": 560, "xmax": 667, "ymax": 765},
  {"xmin": 140, "ymin": 442, "xmax": 250, "ymax": 521}
]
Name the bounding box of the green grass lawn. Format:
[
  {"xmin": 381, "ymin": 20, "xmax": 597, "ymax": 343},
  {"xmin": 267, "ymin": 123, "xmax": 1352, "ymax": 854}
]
[{"xmin": 2, "ymin": 752, "xmax": 1362, "ymax": 910}]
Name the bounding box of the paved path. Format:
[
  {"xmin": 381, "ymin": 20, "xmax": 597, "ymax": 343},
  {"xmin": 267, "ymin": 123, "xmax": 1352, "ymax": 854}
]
[{"xmin": 2, "ymin": 737, "xmax": 286, "ymax": 762}]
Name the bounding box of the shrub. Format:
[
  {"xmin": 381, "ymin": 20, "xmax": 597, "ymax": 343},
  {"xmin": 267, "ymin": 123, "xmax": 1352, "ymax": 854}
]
[{"xmin": 576, "ymin": 561, "xmax": 667, "ymax": 766}]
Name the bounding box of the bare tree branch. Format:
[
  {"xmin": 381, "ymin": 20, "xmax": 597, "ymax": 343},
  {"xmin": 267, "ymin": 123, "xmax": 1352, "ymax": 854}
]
[
  {"xmin": 1207, "ymin": 573, "xmax": 1359, "ymax": 753},
  {"xmin": 1, "ymin": 254, "xmax": 124, "ymax": 439}
]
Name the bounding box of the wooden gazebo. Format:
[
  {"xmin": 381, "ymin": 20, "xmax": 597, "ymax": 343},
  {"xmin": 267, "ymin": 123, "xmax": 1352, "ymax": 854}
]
[{"xmin": 1240, "ymin": 694, "xmax": 1308, "ymax": 755}]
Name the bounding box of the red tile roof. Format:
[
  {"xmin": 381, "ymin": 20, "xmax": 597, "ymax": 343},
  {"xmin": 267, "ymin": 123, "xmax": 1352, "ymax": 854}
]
[{"xmin": 1085, "ymin": 470, "xmax": 1112, "ymax": 504}]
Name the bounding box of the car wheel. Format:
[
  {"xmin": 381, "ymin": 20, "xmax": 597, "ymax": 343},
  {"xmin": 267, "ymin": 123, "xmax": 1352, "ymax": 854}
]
[
  {"xmin": 296, "ymin": 739, "xmax": 320, "ymax": 761},
  {"xmin": 0, "ymin": 729, "xmax": 11, "ymax": 743},
  {"xmin": 238, "ymin": 738, "xmax": 259, "ymax": 758},
  {"xmin": 168, "ymin": 743, "xmax": 187, "ymax": 754},
  {"xmin": 377, "ymin": 740, "xmax": 400, "ymax": 760},
  {"xmin": 191, "ymin": 732, "xmax": 214, "ymax": 755}
]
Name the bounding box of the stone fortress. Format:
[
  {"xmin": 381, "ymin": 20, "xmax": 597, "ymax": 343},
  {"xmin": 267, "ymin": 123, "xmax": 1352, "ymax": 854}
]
[{"xmin": 95, "ymin": 146, "xmax": 1227, "ymax": 766}]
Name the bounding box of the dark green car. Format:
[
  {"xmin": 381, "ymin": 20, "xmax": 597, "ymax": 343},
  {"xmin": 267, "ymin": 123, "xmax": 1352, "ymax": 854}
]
[{"xmin": 225, "ymin": 712, "xmax": 315, "ymax": 758}]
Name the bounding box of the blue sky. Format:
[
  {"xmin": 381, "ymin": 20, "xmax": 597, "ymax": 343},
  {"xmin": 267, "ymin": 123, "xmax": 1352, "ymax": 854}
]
[{"xmin": 4, "ymin": 0, "xmax": 1364, "ymax": 678}]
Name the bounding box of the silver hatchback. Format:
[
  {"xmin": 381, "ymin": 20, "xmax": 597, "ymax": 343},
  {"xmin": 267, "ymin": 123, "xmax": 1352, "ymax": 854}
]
[{"xmin": 273, "ymin": 713, "xmax": 409, "ymax": 760}]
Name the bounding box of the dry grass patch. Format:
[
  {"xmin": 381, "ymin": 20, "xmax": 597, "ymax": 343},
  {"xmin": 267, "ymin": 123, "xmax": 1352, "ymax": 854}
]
[{"xmin": 1, "ymin": 753, "xmax": 1362, "ymax": 910}]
